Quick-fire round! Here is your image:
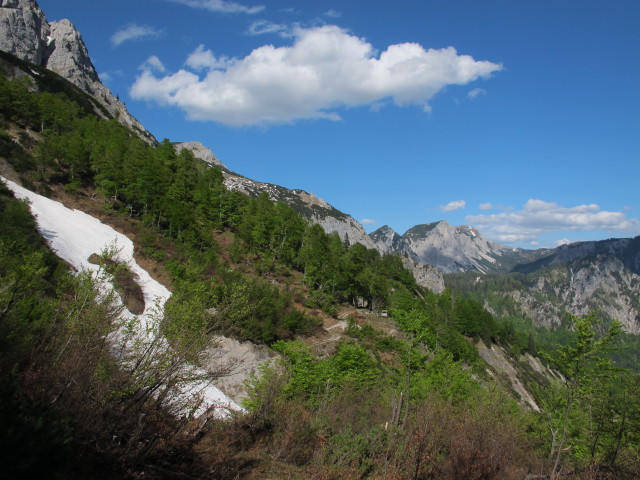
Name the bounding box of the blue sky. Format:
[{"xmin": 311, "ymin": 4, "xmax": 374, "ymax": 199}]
[{"xmin": 38, "ymin": 0, "xmax": 640, "ymax": 248}]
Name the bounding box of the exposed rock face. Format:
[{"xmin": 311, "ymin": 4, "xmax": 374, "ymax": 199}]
[
  {"xmin": 45, "ymin": 19, "xmax": 99, "ymax": 89},
  {"xmin": 369, "ymin": 225, "xmax": 416, "ymax": 260},
  {"xmin": 454, "ymin": 236, "xmax": 640, "ymax": 333},
  {"xmin": 476, "ymin": 341, "xmax": 541, "ymax": 412},
  {"xmin": 0, "ymin": 0, "xmax": 155, "ymax": 143},
  {"xmin": 401, "ymin": 256, "xmax": 445, "ymax": 293},
  {"xmin": 518, "ymin": 235, "xmax": 640, "ymax": 275},
  {"xmin": 174, "ymin": 141, "xmax": 227, "ymax": 169},
  {"xmin": 509, "ymin": 255, "xmax": 640, "ymax": 333},
  {"xmin": 370, "ymin": 221, "xmax": 548, "ymax": 274},
  {"xmin": 0, "ymin": 0, "xmax": 49, "ymax": 65}
]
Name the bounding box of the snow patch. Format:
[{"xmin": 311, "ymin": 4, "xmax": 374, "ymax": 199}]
[{"xmin": 2, "ymin": 177, "xmax": 242, "ymax": 417}]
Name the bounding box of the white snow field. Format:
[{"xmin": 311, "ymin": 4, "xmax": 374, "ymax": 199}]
[{"xmin": 2, "ymin": 177, "xmax": 242, "ymax": 417}]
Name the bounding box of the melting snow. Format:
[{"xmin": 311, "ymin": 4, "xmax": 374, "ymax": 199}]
[{"xmin": 2, "ymin": 177, "xmax": 241, "ymax": 417}]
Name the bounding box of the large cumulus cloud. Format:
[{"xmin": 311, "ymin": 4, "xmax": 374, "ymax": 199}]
[{"xmin": 130, "ymin": 25, "xmax": 502, "ymax": 127}]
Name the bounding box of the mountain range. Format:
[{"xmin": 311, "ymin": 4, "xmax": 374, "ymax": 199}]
[{"xmin": 1, "ymin": 0, "xmax": 638, "ymax": 333}]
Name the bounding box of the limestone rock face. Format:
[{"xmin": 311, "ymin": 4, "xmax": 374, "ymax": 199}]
[
  {"xmin": 174, "ymin": 141, "xmax": 227, "ymax": 169},
  {"xmin": 508, "ymin": 254, "xmax": 640, "ymax": 333},
  {"xmin": 45, "ymin": 19, "xmax": 99, "ymax": 90},
  {"xmin": 0, "ymin": 0, "xmax": 49, "ymax": 65},
  {"xmin": 463, "ymin": 236, "xmax": 640, "ymax": 333},
  {"xmin": 400, "ymin": 256, "xmax": 445, "ymax": 293},
  {"xmin": 370, "ymin": 221, "xmax": 522, "ymax": 273},
  {"xmin": 402, "ymin": 221, "xmax": 506, "ymax": 273},
  {"xmin": 0, "ymin": 0, "xmax": 155, "ymax": 143},
  {"xmin": 370, "ymin": 221, "xmax": 553, "ymax": 274},
  {"xmin": 369, "ymin": 225, "xmax": 415, "ymax": 259}
]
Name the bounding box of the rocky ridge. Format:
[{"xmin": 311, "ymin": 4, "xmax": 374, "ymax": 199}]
[
  {"xmin": 513, "ymin": 255, "xmax": 640, "ymax": 333},
  {"xmin": 448, "ymin": 236, "xmax": 640, "ymax": 333},
  {"xmin": 370, "ymin": 221, "xmax": 550, "ymax": 274},
  {"xmin": 0, "ymin": 0, "xmax": 155, "ymax": 143},
  {"xmin": 175, "ymin": 141, "xmax": 378, "ymax": 252}
]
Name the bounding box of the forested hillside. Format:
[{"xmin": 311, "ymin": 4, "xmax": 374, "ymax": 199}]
[{"xmin": 1, "ymin": 51, "xmax": 639, "ymax": 479}]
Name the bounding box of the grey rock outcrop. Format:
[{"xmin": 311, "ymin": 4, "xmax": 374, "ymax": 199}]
[
  {"xmin": 369, "ymin": 225, "xmax": 415, "ymax": 259},
  {"xmin": 0, "ymin": 0, "xmax": 49, "ymax": 65},
  {"xmin": 458, "ymin": 236, "xmax": 640, "ymax": 333},
  {"xmin": 402, "ymin": 221, "xmax": 509, "ymax": 273},
  {"xmin": 0, "ymin": 0, "xmax": 155, "ymax": 143},
  {"xmin": 476, "ymin": 341, "xmax": 541, "ymax": 411},
  {"xmin": 509, "ymin": 254, "xmax": 640, "ymax": 333},
  {"xmin": 45, "ymin": 19, "xmax": 99, "ymax": 90},
  {"xmin": 401, "ymin": 256, "xmax": 445, "ymax": 293},
  {"xmin": 174, "ymin": 141, "xmax": 227, "ymax": 169}
]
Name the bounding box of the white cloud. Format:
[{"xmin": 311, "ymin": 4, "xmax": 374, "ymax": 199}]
[
  {"xmin": 167, "ymin": 0, "xmax": 264, "ymax": 14},
  {"xmin": 246, "ymin": 19, "xmax": 290, "ymax": 37},
  {"xmin": 467, "ymin": 199, "xmax": 640, "ymax": 245},
  {"xmin": 468, "ymin": 87, "xmax": 486, "ymax": 99},
  {"xmin": 99, "ymin": 72, "xmax": 112, "ymax": 82},
  {"xmin": 360, "ymin": 218, "xmax": 376, "ymax": 225},
  {"xmin": 185, "ymin": 45, "xmax": 231, "ymax": 70},
  {"xmin": 479, "ymin": 202, "xmax": 493, "ymax": 211},
  {"xmin": 111, "ymin": 24, "xmax": 163, "ymax": 47},
  {"xmin": 140, "ymin": 55, "xmax": 167, "ymax": 73},
  {"xmin": 130, "ymin": 25, "xmax": 503, "ymax": 127},
  {"xmin": 441, "ymin": 200, "xmax": 466, "ymax": 212},
  {"xmin": 324, "ymin": 9, "xmax": 342, "ymax": 18}
]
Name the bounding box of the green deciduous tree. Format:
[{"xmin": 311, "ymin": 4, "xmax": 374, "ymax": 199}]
[{"xmin": 541, "ymin": 312, "xmax": 623, "ymax": 477}]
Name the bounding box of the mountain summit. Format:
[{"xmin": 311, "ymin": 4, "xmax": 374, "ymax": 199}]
[
  {"xmin": 370, "ymin": 220, "xmax": 549, "ymax": 274},
  {"xmin": 0, "ymin": 0, "xmax": 155, "ymax": 143}
]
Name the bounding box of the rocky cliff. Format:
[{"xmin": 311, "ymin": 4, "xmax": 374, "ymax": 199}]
[
  {"xmin": 0, "ymin": 0, "xmax": 155, "ymax": 143},
  {"xmin": 512, "ymin": 237, "xmax": 640, "ymax": 332},
  {"xmin": 447, "ymin": 236, "xmax": 640, "ymax": 333}
]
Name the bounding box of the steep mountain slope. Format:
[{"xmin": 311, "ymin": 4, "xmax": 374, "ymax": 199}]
[
  {"xmin": 0, "ymin": 0, "xmax": 155, "ymax": 143},
  {"xmin": 372, "ymin": 222, "xmax": 640, "ymax": 332},
  {"xmin": 175, "ymin": 141, "xmax": 378, "ymax": 251},
  {"xmin": 514, "ymin": 235, "xmax": 640, "ymax": 275},
  {"xmin": 446, "ymin": 236, "xmax": 640, "ymax": 333},
  {"xmin": 370, "ymin": 221, "xmax": 551, "ymax": 274},
  {"xmin": 3, "ymin": 176, "xmax": 241, "ymax": 415}
]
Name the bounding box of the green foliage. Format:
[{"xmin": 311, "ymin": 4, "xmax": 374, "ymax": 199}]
[
  {"xmin": 539, "ymin": 312, "xmax": 640, "ymax": 475},
  {"xmin": 411, "ymin": 349, "xmax": 480, "ymax": 403},
  {"xmin": 272, "ymin": 340, "xmax": 382, "ymax": 406},
  {"xmin": 389, "ymin": 290, "xmax": 480, "ymax": 365}
]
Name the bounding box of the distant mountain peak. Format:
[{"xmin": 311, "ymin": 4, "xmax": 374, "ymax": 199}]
[{"xmin": 371, "ymin": 220, "xmax": 548, "ymax": 274}]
